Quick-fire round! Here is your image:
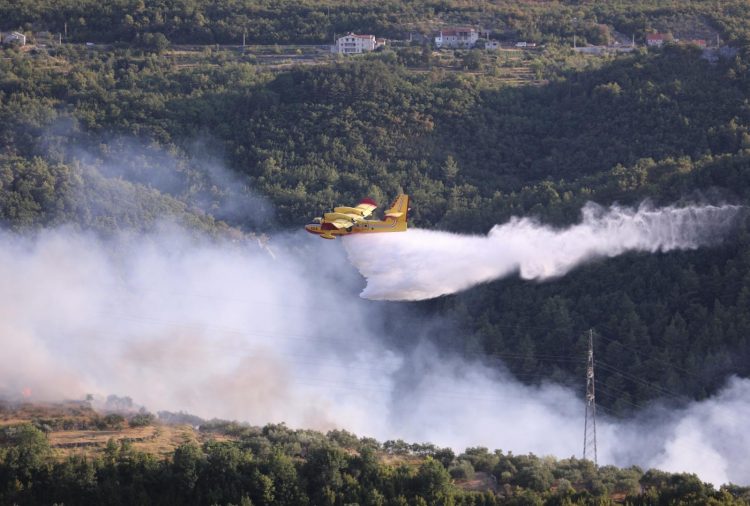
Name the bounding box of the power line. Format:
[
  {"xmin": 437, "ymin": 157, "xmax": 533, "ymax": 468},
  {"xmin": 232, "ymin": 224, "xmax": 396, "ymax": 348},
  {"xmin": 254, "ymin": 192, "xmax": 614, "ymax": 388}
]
[
  {"xmin": 593, "ymin": 326, "xmax": 701, "ymax": 380},
  {"xmin": 594, "ymin": 381, "xmax": 652, "ymax": 412},
  {"xmin": 595, "ymin": 360, "xmax": 686, "ymax": 402},
  {"xmin": 467, "ymin": 350, "xmax": 586, "ymax": 363},
  {"xmin": 593, "ymin": 403, "xmax": 620, "ymax": 418}
]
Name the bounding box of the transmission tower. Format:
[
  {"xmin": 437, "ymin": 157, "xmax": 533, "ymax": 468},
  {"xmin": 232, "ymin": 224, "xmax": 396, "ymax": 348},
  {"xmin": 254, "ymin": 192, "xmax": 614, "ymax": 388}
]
[{"xmin": 583, "ymin": 329, "xmax": 598, "ymax": 466}]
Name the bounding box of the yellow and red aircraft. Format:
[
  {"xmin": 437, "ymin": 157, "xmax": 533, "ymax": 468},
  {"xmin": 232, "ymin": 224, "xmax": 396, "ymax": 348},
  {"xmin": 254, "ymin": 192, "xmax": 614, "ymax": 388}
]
[{"xmin": 305, "ymin": 194, "xmax": 409, "ymax": 240}]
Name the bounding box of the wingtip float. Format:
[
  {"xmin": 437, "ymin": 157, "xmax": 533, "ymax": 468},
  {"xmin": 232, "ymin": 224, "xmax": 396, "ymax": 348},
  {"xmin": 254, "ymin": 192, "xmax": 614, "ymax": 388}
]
[{"xmin": 305, "ymin": 194, "xmax": 409, "ymax": 240}]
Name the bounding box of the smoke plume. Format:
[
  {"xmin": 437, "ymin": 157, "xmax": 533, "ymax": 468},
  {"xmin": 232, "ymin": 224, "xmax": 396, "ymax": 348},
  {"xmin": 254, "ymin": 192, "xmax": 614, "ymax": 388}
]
[
  {"xmin": 344, "ymin": 202, "xmax": 742, "ymax": 300},
  {"xmin": 1, "ymin": 224, "xmax": 749, "ymax": 486}
]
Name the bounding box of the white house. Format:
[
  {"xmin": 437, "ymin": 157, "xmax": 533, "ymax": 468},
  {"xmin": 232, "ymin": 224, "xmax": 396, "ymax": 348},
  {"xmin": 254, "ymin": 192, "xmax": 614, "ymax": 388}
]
[
  {"xmin": 485, "ymin": 40, "xmax": 501, "ymax": 50},
  {"xmin": 332, "ymin": 33, "xmax": 383, "ymax": 54},
  {"xmin": 2, "ymin": 31, "xmax": 26, "ymax": 46},
  {"xmin": 434, "ymin": 27, "xmax": 479, "ymax": 49}
]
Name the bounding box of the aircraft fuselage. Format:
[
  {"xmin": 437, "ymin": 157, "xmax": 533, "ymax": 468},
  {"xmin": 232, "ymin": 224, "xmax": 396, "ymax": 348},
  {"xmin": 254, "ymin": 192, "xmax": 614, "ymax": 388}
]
[{"xmin": 304, "ymin": 217, "xmax": 407, "ymax": 239}]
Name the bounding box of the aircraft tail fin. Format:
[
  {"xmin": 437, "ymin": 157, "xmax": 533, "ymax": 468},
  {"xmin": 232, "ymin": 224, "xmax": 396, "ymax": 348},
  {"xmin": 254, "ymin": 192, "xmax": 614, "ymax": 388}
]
[{"xmin": 385, "ymin": 194, "xmax": 409, "ymax": 230}]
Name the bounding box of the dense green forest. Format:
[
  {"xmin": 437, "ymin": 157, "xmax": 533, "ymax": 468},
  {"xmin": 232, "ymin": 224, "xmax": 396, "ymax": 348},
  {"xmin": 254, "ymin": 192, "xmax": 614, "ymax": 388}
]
[
  {"xmin": 1, "ymin": 420, "xmax": 749, "ymax": 505},
  {"xmin": 3, "ymin": 0, "xmax": 750, "ymax": 46}
]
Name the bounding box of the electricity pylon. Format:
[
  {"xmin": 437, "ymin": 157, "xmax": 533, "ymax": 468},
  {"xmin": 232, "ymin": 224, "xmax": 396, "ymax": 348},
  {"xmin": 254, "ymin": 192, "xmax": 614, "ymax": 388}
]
[{"xmin": 583, "ymin": 329, "xmax": 597, "ymax": 466}]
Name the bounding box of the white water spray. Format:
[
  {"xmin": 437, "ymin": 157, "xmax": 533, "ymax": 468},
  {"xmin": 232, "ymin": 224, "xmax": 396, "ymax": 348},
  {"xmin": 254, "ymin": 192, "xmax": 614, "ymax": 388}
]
[{"xmin": 344, "ymin": 202, "xmax": 741, "ymax": 300}]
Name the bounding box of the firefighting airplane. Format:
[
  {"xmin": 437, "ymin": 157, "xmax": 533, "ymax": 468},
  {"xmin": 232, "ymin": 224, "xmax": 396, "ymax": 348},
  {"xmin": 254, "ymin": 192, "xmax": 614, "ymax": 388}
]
[{"xmin": 305, "ymin": 194, "xmax": 409, "ymax": 239}]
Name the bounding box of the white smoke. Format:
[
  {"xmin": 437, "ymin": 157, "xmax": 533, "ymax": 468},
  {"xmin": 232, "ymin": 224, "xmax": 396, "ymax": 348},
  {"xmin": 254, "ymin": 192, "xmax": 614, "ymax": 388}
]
[
  {"xmin": 344, "ymin": 202, "xmax": 742, "ymax": 300},
  {"xmin": 0, "ymin": 224, "xmax": 749, "ymax": 486}
]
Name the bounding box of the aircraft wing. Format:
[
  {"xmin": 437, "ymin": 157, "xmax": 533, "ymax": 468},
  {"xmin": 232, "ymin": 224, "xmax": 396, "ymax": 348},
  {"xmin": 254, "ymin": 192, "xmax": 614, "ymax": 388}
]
[
  {"xmin": 332, "ymin": 198, "xmax": 378, "ymax": 219},
  {"xmin": 355, "ymin": 198, "xmax": 378, "ymax": 217},
  {"xmin": 325, "ymin": 218, "xmax": 354, "ymax": 229},
  {"xmin": 324, "ymin": 211, "xmax": 365, "ymax": 222}
]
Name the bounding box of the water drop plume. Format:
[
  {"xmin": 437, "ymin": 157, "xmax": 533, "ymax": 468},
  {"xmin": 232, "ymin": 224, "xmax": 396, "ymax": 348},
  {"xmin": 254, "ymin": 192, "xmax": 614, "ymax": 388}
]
[{"xmin": 344, "ymin": 202, "xmax": 742, "ymax": 300}]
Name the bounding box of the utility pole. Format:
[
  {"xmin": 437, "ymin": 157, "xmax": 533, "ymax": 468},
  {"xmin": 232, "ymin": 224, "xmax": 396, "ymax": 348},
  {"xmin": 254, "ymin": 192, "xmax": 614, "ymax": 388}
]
[
  {"xmin": 242, "ymin": 29, "xmax": 246, "ymax": 47},
  {"xmin": 583, "ymin": 329, "xmax": 598, "ymax": 466}
]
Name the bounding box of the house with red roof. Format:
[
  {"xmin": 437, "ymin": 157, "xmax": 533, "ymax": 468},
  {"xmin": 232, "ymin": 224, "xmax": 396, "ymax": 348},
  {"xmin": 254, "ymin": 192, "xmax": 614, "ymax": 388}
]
[{"xmin": 646, "ymin": 33, "xmax": 667, "ymax": 47}]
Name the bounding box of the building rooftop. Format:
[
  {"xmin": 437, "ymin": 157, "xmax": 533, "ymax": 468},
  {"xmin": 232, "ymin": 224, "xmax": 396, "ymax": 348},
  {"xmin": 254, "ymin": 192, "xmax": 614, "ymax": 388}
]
[
  {"xmin": 438, "ymin": 27, "xmax": 477, "ymax": 36},
  {"xmin": 343, "ymin": 33, "xmax": 375, "ymax": 39}
]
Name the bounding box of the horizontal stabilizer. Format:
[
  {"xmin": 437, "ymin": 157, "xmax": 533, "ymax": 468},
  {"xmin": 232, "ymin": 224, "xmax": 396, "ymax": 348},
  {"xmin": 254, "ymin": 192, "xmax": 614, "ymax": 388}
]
[{"xmin": 384, "ymin": 195, "xmax": 409, "ymax": 223}]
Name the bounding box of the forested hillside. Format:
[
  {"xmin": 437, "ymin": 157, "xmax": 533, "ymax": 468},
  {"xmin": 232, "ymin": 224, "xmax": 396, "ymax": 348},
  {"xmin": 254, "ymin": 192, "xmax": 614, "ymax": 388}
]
[
  {"xmin": 3, "ymin": 0, "xmax": 750, "ymax": 46},
  {"xmin": 1, "ymin": 410, "xmax": 749, "ymax": 506},
  {"xmin": 3, "ymin": 34, "xmax": 750, "ymax": 413},
  {"xmin": 4, "ymin": 0, "xmax": 750, "ymax": 502}
]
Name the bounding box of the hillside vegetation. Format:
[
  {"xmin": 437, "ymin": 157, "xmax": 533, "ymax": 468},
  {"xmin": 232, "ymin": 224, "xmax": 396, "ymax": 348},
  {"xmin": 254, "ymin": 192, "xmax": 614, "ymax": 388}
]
[
  {"xmin": 1, "ymin": 402, "xmax": 749, "ymax": 505},
  {"xmin": 3, "ymin": 0, "xmax": 750, "ymax": 46},
  {"xmin": 3, "ymin": 2, "xmax": 750, "ymax": 502}
]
